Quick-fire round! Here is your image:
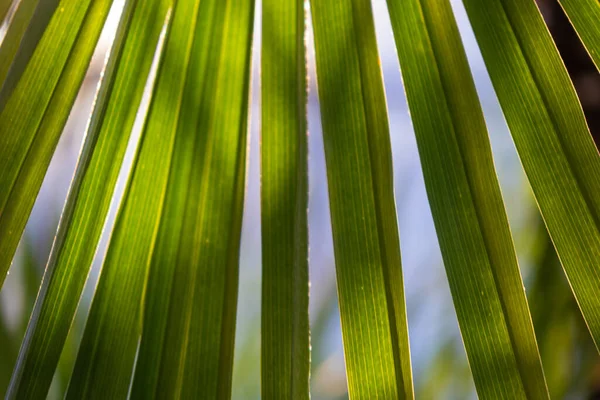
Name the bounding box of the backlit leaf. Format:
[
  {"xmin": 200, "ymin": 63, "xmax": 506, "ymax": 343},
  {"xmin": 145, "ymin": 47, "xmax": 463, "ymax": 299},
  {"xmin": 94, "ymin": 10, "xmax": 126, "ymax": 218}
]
[
  {"xmin": 385, "ymin": 0, "xmax": 548, "ymax": 397},
  {"xmin": 462, "ymin": 0, "xmax": 600, "ymax": 350},
  {"xmin": 310, "ymin": 0, "xmax": 413, "ymax": 397},
  {"xmin": 261, "ymin": 0, "xmax": 310, "ymax": 398},
  {"xmin": 6, "ymin": 0, "xmax": 172, "ymax": 397}
]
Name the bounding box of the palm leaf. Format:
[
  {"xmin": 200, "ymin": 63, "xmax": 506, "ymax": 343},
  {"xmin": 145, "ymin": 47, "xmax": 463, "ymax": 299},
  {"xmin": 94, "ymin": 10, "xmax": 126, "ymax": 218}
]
[
  {"xmin": 0, "ymin": 0, "xmax": 598, "ymax": 397},
  {"xmin": 261, "ymin": 0, "xmax": 310, "ymax": 398},
  {"xmin": 132, "ymin": 0, "xmax": 254, "ymax": 395},
  {"xmin": 61, "ymin": 1, "xmax": 208, "ymax": 397},
  {"xmin": 0, "ymin": 0, "xmax": 53, "ymax": 87},
  {"xmin": 5, "ymin": 0, "xmax": 173, "ymax": 397},
  {"xmin": 462, "ymin": 0, "xmax": 600, "ymax": 349},
  {"xmin": 131, "ymin": 0, "xmax": 254, "ymax": 398},
  {"xmin": 310, "ymin": 0, "xmax": 413, "ymax": 398},
  {"xmin": 558, "ymin": 0, "xmax": 600, "ymax": 70},
  {"xmin": 385, "ymin": 0, "xmax": 548, "ymax": 397},
  {"xmin": 0, "ymin": 0, "xmax": 113, "ymax": 286}
]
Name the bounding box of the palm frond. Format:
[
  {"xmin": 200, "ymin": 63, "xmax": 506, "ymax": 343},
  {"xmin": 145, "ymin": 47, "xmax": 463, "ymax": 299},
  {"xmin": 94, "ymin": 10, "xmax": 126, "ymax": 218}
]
[{"xmin": 0, "ymin": 0, "xmax": 598, "ymax": 398}]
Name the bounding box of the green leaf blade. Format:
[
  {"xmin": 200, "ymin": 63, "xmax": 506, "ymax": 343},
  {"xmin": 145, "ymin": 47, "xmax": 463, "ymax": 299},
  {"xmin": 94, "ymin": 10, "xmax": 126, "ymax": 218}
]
[
  {"xmin": 5, "ymin": 0, "xmax": 173, "ymax": 398},
  {"xmin": 64, "ymin": 0, "xmax": 255, "ymax": 397},
  {"xmin": 127, "ymin": 0, "xmax": 215, "ymax": 396},
  {"xmin": 558, "ymin": 0, "xmax": 600, "ymax": 70},
  {"xmin": 0, "ymin": 0, "xmax": 52, "ymax": 89},
  {"xmin": 385, "ymin": 0, "xmax": 549, "ymax": 398},
  {"xmin": 310, "ymin": 0, "xmax": 413, "ymax": 397},
  {"xmin": 462, "ymin": 0, "xmax": 600, "ymax": 350},
  {"xmin": 62, "ymin": 2, "xmax": 202, "ymax": 396},
  {"xmin": 131, "ymin": 0, "xmax": 255, "ymax": 397},
  {"xmin": 0, "ymin": 0, "xmax": 113, "ymax": 287},
  {"xmin": 261, "ymin": 0, "xmax": 309, "ymax": 398}
]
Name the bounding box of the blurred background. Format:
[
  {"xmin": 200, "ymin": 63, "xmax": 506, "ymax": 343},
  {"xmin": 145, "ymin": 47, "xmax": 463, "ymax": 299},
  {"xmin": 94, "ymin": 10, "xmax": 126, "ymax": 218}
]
[{"xmin": 1, "ymin": 0, "xmax": 599, "ymax": 398}]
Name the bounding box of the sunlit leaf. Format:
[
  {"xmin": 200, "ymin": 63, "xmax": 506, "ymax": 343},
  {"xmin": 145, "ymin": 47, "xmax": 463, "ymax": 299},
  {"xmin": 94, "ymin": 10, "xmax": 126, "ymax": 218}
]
[
  {"xmin": 0, "ymin": 0, "xmax": 598, "ymax": 397},
  {"xmin": 64, "ymin": 0, "xmax": 255, "ymax": 397},
  {"xmin": 310, "ymin": 0, "xmax": 413, "ymax": 397},
  {"xmin": 6, "ymin": 0, "xmax": 172, "ymax": 397},
  {"xmin": 0, "ymin": 0, "xmax": 113, "ymax": 287},
  {"xmin": 0, "ymin": 0, "xmax": 61, "ymax": 98},
  {"xmin": 558, "ymin": 0, "xmax": 600, "ymax": 70},
  {"xmin": 261, "ymin": 0, "xmax": 310, "ymax": 398},
  {"xmin": 462, "ymin": 0, "xmax": 600, "ymax": 350},
  {"xmin": 385, "ymin": 0, "xmax": 548, "ymax": 397},
  {"xmin": 60, "ymin": 2, "xmax": 200, "ymax": 398},
  {"xmin": 131, "ymin": 0, "xmax": 255, "ymax": 397}
]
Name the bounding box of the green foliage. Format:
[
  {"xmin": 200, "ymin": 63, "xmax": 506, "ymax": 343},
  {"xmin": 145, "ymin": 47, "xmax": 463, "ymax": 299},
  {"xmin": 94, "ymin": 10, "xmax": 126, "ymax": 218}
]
[
  {"xmin": 0, "ymin": 0, "xmax": 113, "ymax": 286},
  {"xmin": 0, "ymin": 0, "xmax": 598, "ymax": 398},
  {"xmin": 310, "ymin": 0, "xmax": 412, "ymax": 397},
  {"xmin": 6, "ymin": 0, "xmax": 173, "ymax": 397},
  {"xmin": 261, "ymin": 0, "xmax": 310, "ymax": 398},
  {"xmin": 558, "ymin": 0, "xmax": 600, "ymax": 70},
  {"xmin": 130, "ymin": 0, "xmax": 254, "ymax": 397},
  {"xmin": 386, "ymin": 0, "xmax": 548, "ymax": 397},
  {"xmin": 461, "ymin": 0, "xmax": 600, "ymax": 350}
]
